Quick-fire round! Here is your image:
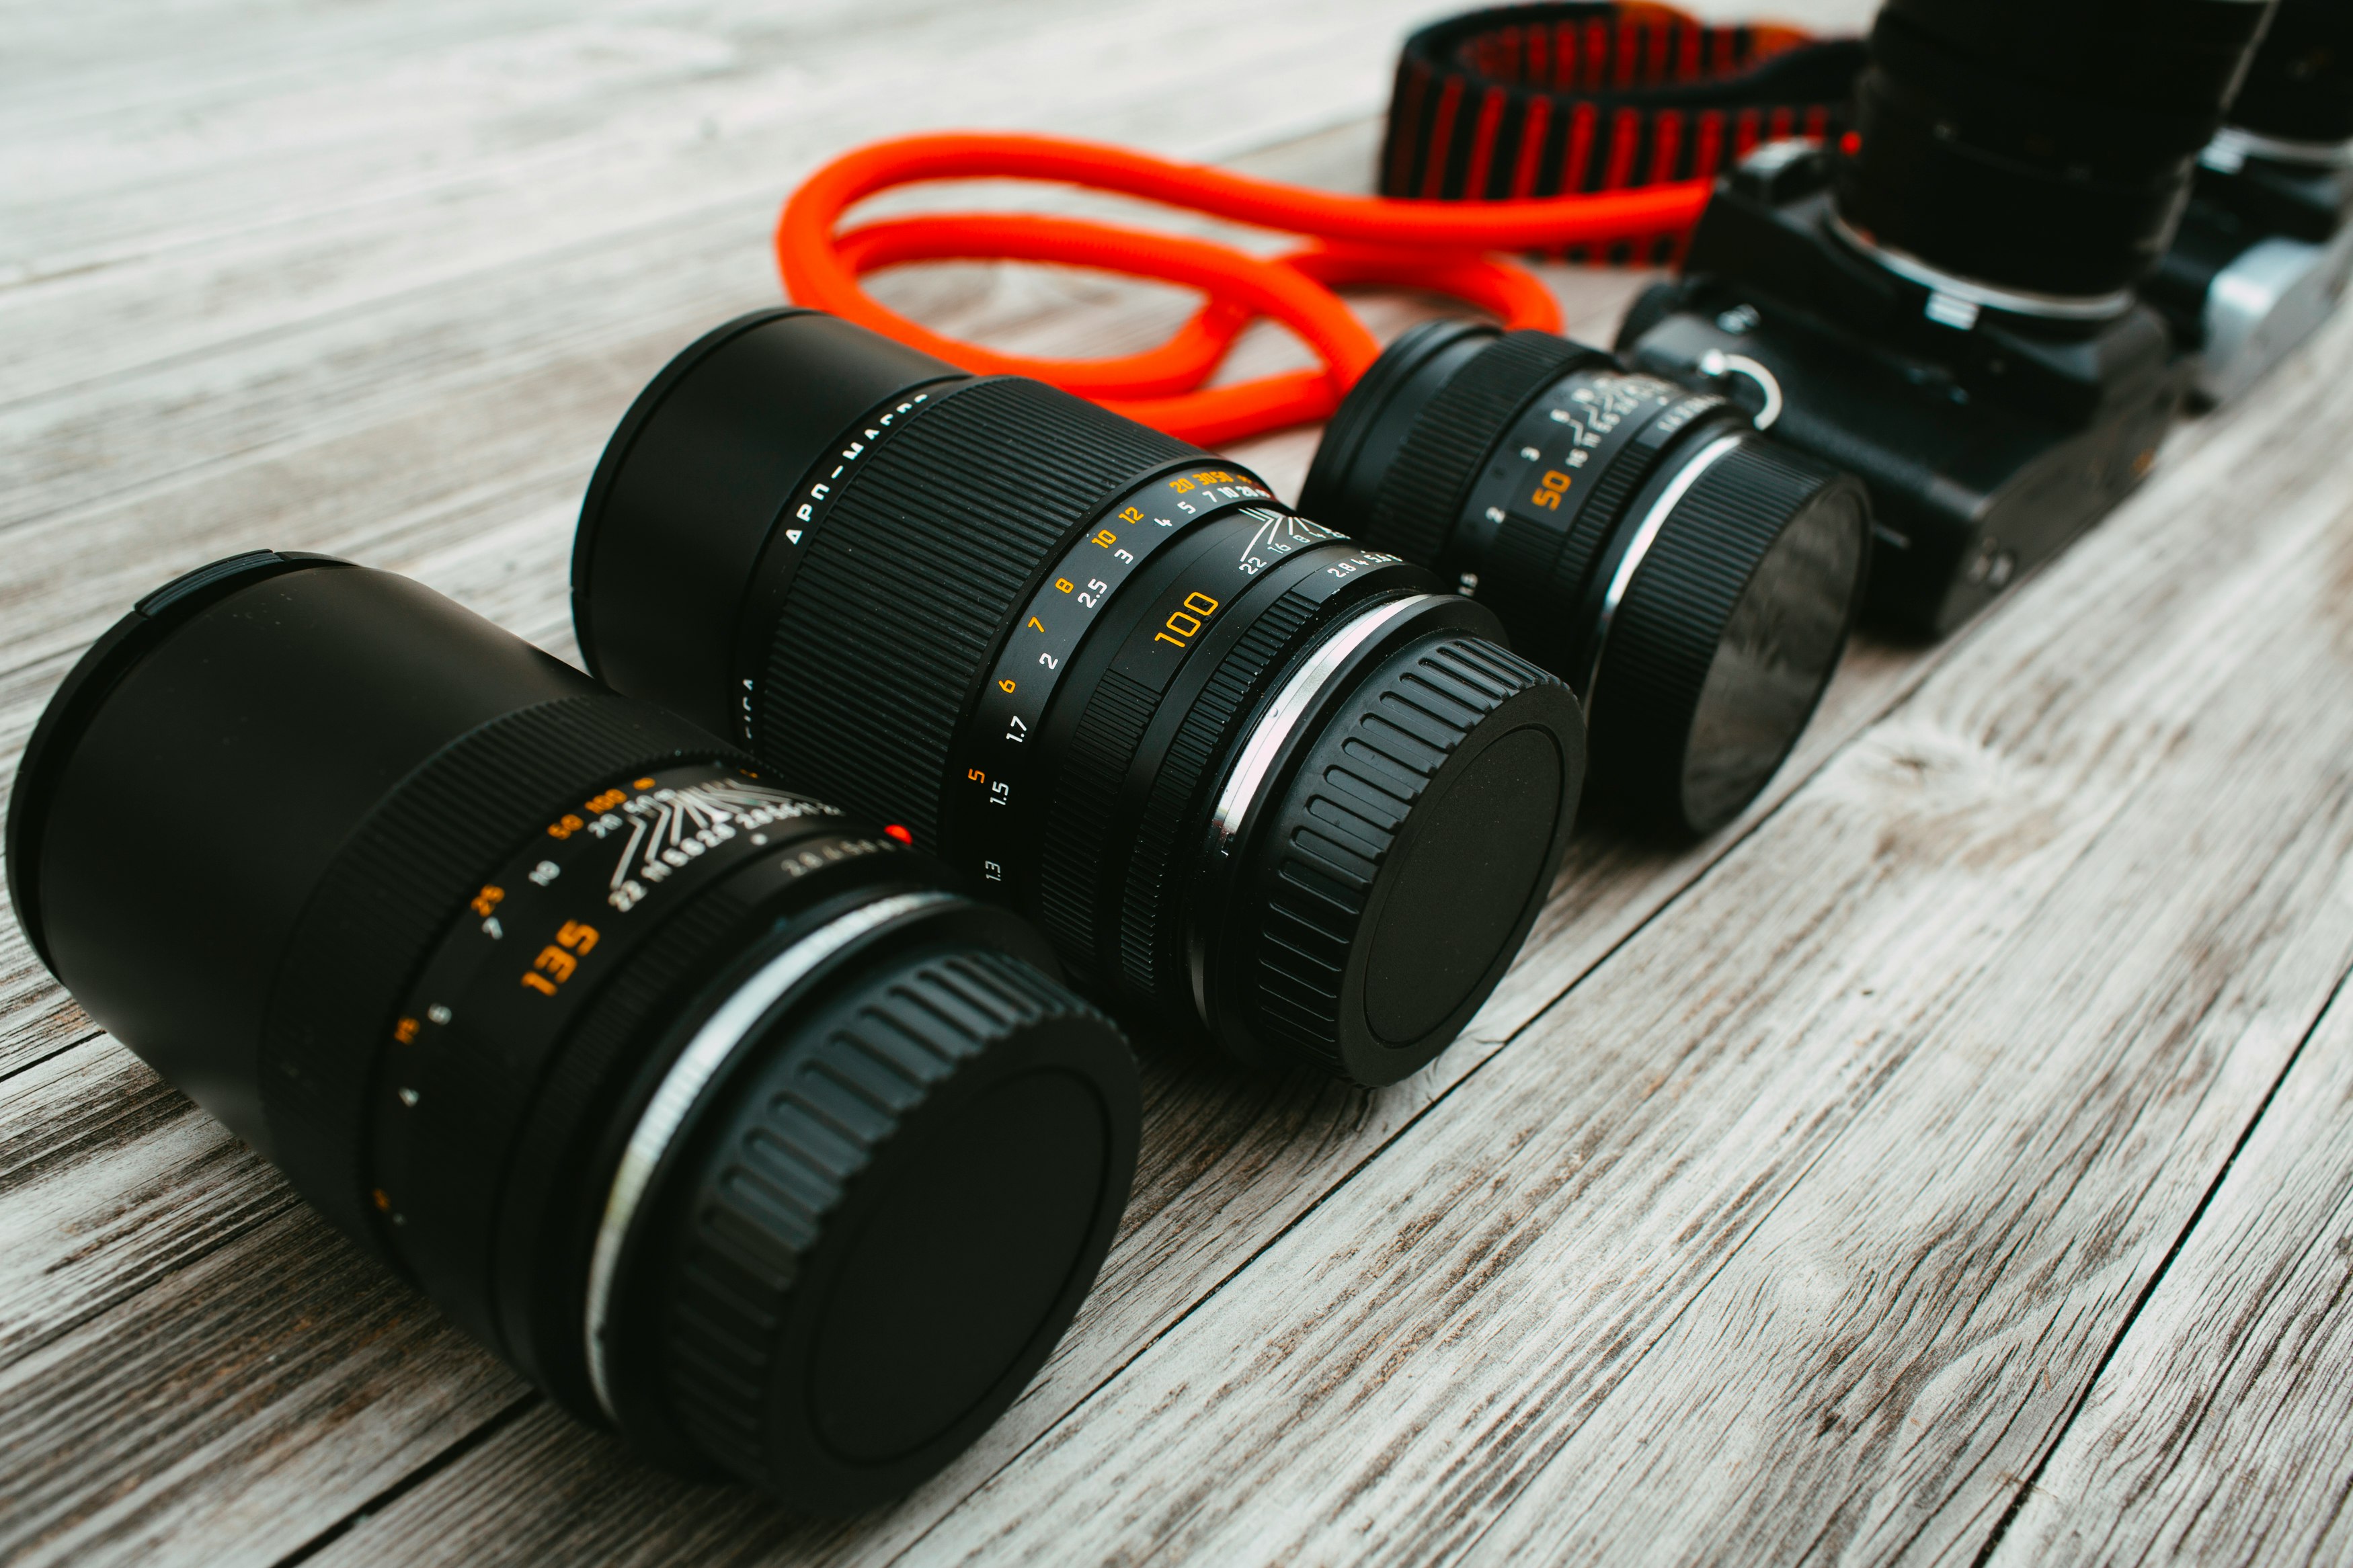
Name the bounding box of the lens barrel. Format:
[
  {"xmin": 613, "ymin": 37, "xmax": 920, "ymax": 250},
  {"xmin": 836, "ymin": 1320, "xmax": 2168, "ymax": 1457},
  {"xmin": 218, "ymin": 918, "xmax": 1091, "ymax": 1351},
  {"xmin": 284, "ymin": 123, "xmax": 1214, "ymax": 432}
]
[
  {"xmin": 5, "ymin": 553, "xmax": 1139, "ymax": 1513},
  {"xmin": 2225, "ymin": 0, "xmax": 2353, "ymax": 148},
  {"xmin": 573, "ymin": 310, "xmax": 1585, "ymax": 1087},
  {"xmin": 1833, "ymin": 0, "xmax": 2276, "ymax": 298},
  {"xmin": 1301, "ymin": 321, "xmax": 1868, "ymax": 838}
]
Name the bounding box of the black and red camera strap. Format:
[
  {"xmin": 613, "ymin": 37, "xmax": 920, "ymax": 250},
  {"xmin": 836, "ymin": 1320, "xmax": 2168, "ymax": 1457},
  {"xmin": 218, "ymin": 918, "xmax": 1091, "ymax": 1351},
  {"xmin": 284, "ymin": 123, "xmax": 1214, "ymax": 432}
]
[
  {"xmin": 1384, "ymin": 3, "xmax": 1864, "ymax": 203},
  {"xmin": 774, "ymin": 3, "xmax": 1864, "ymax": 444}
]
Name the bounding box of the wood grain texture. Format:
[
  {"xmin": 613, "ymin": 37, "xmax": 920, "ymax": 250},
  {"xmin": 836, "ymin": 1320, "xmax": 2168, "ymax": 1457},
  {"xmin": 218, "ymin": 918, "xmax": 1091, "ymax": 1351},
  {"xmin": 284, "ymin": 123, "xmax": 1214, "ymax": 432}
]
[
  {"xmin": 1990, "ymin": 981, "xmax": 2353, "ymax": 1566},
  {"xmin": 24, "ymin": 0, "xmax": 2353, "ymax": 1564}
]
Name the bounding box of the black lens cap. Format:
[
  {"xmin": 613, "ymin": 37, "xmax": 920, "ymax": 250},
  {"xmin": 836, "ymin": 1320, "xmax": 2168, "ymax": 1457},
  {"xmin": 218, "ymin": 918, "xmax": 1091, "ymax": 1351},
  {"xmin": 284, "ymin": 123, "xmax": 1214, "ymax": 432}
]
[
  {"xmin": 607, "ymin": 936, "xmax": 1137, "ymax": 1513},
  {"xmin": 1232, "ymin": 624, "xmax": 1583, "ymax": 1085}
]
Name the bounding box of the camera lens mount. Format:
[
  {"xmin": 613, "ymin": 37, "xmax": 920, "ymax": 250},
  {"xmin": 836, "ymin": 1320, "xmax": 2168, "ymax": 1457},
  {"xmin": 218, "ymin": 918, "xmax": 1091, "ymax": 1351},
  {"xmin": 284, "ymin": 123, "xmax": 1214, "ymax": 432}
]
[
  {"xmin": 7, "ymin": 552, "xmax": 1140, "ymax": 1512},
  {"xmin": 1833, "ymin": 0, "xmax": 2277, "ymax": 298},
  {"xmin": 575, "ymin": 311, "xmax": 1586, "ymax": 1085},
  {"xmin": 1301, "ymin": 319, "xmax": 1868, "ymax": 836}
]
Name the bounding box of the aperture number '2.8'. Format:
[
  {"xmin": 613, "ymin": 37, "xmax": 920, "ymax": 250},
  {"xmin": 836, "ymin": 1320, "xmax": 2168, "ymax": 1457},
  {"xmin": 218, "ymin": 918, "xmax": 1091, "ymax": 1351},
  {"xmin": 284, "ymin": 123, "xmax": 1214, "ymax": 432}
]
[{"xmin": 1155, "ymin": 591, "xmax": 1221, "ymax": 648}]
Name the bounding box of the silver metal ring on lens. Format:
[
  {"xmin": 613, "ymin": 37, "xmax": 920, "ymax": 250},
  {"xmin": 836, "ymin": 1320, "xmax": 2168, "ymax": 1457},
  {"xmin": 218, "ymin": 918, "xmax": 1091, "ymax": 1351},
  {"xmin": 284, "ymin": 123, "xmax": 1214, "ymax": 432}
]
[
  {"xmin": 1186, "ymin": 593, "xmax": 1444, "ymax": 1024},
  {"xmin": 2204, "ymin": 126, "xmax": 2353, "ymax": 173},
  {"xmin": 1829, "ymin": 213, "xmax": 2138, "ymax": 323},
  {"xmin": 1582, "ymin": 433, "xmax": 1746, "ymax": 714},
  {"xmin": 583, "ymin": 889, "xmax": 952, "ymax": 1420}
]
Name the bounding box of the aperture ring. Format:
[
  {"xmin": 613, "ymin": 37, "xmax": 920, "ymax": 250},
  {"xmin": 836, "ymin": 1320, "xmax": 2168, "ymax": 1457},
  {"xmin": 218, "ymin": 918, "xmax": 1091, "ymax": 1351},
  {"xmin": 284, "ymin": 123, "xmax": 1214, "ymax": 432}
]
[
  {"xmin": 1365, "ymin": 329, "xmax": 1599, "ymax": 571},
  {"xmin": 1116, "ymin": 585, "xmax": 1324, "ymax": 1007},
  {"xmin": 1455, "ymin": 366, "xmax": 1736, "ymax": 682},
  {"xmin": 371, "ymin": 762, "xmax": 870, "ymax": 1351},
  {"xmin": 1030, "ymin": 525, "xmax": 1397, "ymax": 1003}
]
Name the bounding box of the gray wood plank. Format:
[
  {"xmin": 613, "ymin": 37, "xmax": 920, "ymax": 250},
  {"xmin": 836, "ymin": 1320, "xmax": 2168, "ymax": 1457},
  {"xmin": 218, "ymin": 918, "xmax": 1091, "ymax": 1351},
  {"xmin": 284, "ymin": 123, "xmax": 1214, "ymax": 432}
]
[
  {"xmin": 0, "ymin": 1042, "xmax": 525, "ymax": 1565},
  {"xmin": 0, "ymin": 0, "xmax": 1458, "ymax": 528},
  {"xmin": 1989, "ymin": 979, "xmax": 2353, "ymax": 1566}
]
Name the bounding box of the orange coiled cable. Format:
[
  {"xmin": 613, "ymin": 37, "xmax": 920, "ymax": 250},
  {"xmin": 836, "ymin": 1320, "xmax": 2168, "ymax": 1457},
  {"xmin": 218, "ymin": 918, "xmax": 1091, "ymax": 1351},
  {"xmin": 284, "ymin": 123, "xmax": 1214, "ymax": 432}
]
[{"xmin": 774, "ymin": 132, "xmax": 1712, "ymax": 447}]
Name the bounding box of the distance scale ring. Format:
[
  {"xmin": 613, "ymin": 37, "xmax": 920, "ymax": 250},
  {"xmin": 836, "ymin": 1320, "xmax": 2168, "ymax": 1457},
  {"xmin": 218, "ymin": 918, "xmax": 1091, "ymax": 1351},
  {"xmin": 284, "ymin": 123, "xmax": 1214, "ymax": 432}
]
[
  {"xmin": 369, "ymin": 763, "xmax": 901, "ymax": 1321},
  {"xmin": 949, "ymin": 464, "xmax": 1289, "ymax": 897},
  {"xmin": 1453, "ymin": 366, "xmax": 1736, "ymax": 681}
]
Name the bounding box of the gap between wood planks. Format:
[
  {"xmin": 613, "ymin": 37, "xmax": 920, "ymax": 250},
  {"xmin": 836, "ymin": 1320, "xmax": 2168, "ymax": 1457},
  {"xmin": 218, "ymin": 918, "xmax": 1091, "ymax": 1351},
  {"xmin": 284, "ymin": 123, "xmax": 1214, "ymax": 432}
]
[{"xmin": 1969, "ymin": 960, "xmax": 2353, "ymax": 1567}]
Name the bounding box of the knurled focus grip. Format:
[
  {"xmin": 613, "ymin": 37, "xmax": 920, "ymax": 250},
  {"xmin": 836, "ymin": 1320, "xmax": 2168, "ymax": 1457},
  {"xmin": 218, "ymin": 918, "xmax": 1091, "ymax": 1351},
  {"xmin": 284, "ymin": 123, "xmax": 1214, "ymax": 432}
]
[
  {"xmin": 1244, "ymin": 633, "xmax": 1580, "ymax": 1081},
  {"xmin": 1364, "ymin": 330, "xmax": 1593, "ymax": 567},
  {"xmin": 260, "ymin": 694, "xmax": 737, "ymax": 1253},
  {"xmin": 758, "ymin": 379, "xmax": 1195, "ymax": 849},
  {"xmin": 1587, "ymin": 437, "xmax": 1845, "ymax": 811}
]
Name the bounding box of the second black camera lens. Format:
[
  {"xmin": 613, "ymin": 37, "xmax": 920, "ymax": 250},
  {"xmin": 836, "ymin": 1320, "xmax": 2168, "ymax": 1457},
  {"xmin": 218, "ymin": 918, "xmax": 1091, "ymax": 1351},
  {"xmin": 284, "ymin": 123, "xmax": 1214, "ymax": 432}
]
[
  {"xmin": 573, "ymin": 309, "xmax": 1586, "ymax": 1087},
  {"xmin": 1302, "ymin": 319, "xmax": 1868, "ymax": 837}
]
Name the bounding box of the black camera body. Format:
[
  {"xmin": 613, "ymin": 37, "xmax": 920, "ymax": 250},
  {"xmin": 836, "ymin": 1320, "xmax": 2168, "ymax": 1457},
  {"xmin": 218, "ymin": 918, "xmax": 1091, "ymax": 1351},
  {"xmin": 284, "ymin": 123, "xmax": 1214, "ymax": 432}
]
[{"xmin": 1618, "ymin": 142, "xmax": 2190, "ymax": 638}]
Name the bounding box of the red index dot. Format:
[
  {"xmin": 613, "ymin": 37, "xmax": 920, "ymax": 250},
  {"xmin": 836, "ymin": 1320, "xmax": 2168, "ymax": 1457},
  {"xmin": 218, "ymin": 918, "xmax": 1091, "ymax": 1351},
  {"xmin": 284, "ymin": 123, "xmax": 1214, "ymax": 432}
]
[
  {"xmin": 883, "ymin": 824, "xmax": 914, "ymax": 845},
  {"xmin": 1839, "ymin": 130, "xmax": 1862, "ymax": 157}
]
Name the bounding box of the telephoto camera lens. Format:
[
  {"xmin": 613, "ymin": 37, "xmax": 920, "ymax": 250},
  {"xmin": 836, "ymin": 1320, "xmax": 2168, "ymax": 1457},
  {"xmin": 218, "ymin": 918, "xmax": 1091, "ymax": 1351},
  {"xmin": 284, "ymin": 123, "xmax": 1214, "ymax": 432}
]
[
  {"xmin": 1299, "ymin": 319, "xmax": 1870, "ymax": 838},
  {"xmin": 1834, "ymin": 0, "xmax": 2277, "ymax": 300},
  {"xmin": 572, "ymin": 309, "xmax": 1586, "ymax": 1089},
  {"xmin": 5, "ymin": 552, "xmax": 1140, "ymax": 1514}
]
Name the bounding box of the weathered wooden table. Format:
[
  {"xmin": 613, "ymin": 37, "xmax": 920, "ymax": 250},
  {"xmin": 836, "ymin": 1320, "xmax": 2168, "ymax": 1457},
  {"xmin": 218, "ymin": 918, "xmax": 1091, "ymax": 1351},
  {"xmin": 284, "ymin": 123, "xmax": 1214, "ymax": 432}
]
[{"xmin": 7, "ymin": 2, "xmax": 2353, "ymax": 1563}]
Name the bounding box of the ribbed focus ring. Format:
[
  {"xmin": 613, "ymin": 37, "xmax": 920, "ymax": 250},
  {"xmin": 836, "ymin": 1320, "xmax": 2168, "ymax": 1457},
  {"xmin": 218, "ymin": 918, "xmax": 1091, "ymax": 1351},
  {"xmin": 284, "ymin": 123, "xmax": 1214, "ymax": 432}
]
[
  {"xmin": 1035, "ymin": 669, "xmax": 1158, "ymax": 967},
  {"xmin": 758, "ymin": 380, "xmax": 1195, "ymax": 850},
  {"xmin": 1116, "ymin": 586, "xmax": 1323, "ymax": 1006},
  {"xmin": 660, "ymin": 946, "xmax": 1110, "ymax": 1483},
  {"xmin": 1591, "ymin": 437, "xmax": 1837, "ymax": 800},
  {"xmin": 260, "ymin": 694, "xmax": 737, "ymax": 1250},
  {"xmin": 1365, "ymin": 331, "xmax": 1593, "ymax": 568},
  {"xmin": 1253, "ymin": 636, "xmax": 1560, "ymax": 1069}
]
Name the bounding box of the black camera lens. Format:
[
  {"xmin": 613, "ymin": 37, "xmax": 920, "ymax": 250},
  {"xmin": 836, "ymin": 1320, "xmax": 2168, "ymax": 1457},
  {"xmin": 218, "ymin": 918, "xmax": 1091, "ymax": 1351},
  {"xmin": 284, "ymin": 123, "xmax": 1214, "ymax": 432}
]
[
  {"xmin": 1300, "ymin": 319, "xmax": 1868, "ymax": 838},
  {"xmin": 5, "ymin": 552, "xmax": 1139, "ymax": 1514},
  {"xmin": 1834, "ymin": 0, "xmax": 2276, "ymax": 298},
  {"xmin": 2224, "ymin": 0, "xmax": 2353, "ymax": 149},
  {"xmin": 573, "ymin": 309, "xmax": 1585, "ymax": 1088}
]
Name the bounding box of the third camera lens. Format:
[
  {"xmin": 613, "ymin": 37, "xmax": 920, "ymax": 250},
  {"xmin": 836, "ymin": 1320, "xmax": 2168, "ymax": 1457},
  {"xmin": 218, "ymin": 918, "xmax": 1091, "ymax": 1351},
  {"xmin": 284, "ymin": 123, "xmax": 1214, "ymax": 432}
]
[
  {"xmin": 1301, "ymin": 319, "xmax": 1870, "ymax": 837},
  {"xmin": 573, "ymin": 309, "xmax": 1587, "ymax": 1087}
]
